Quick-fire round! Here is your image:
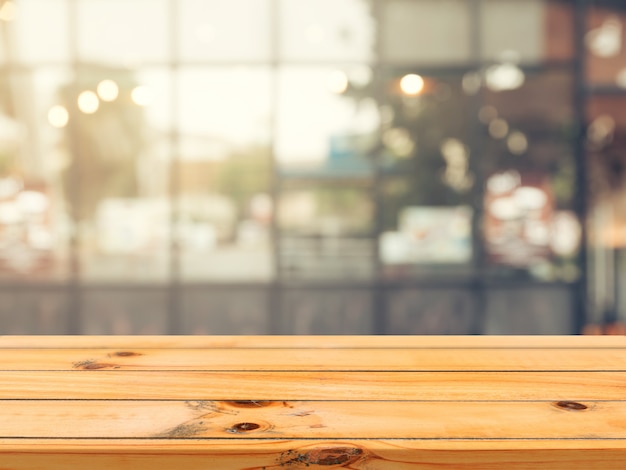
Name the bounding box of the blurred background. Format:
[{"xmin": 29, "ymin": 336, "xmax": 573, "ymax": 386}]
[{"xmin": 0, "ymin": 0, "xmax": 624, "ymax": 335}]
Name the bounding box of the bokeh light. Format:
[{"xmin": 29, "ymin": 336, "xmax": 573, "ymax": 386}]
[
  {"xmin": 400, "ymin": 74, "xmax": 424, "ymax": 96},
  {"xmin": 327, "ymin": 70, "xmax": 349, "ymax": 94},
  {"xmin": 97, "ymin": 79, "xmax": 119, "ymax": 102},
  {"xmin": 507, "ymin": 131, "xmax": 528, "ymax": 155},
  {"xmin": 77, "ymin": 91, "xmax": 99, "ymax": 114},
  {"xmin": 47, "ymin": 105, "xmax": 69, "ymax": 128},
  {"xmin": 489, "ymin": 118, "xmax": 509, "ymax": 139},
  {"xmin": 131, "ymin": 86, "xmax": 152, "ymax": 106}
]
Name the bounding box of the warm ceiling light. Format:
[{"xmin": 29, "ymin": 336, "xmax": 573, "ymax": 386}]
[
  {"xmin": 400, "ymin": 74, "xmax": 424, "ymax": 96},
  {"xmin": 97, "ymin": 79, "xmax": 119, "ymax": 102},
  {"xmin": 48, "ymin": 105, "xmax": 69, "ymax": 128},
  {"xmin": 77, "ymin": 91, "xmax": 99, "ymax": 114}
]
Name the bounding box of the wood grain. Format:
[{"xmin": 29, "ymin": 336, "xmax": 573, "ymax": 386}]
[
  {"xmin": 2, "ymin": 335, "xmax": 626, "ymax": 348},
  {"xmin": 1, "ymin": 370, "xmax": 626, "ymax": 400},
  {"xmin": 0, "ymin": 336, "xmax": 625, "ymax": 468},
  {"xmin": 0, "ymin": 399, "xmax": 622, "ymax": 439},
  {"xmin": 2, "ymin": 347, "xmax": 626, "ymax": 371},
  {"xmin": 0, "ymin": 439, "xmax": 625, "ymax": 469}
]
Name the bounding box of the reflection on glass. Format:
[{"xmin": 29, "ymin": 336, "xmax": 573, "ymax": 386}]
[{"xmin": 177, "ymin": 68, "xmax": 273, "ymax": 281}]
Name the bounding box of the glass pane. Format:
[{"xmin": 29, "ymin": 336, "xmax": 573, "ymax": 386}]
[
  {"xmin": 279, "ymin": 0, "xmax": 375, "ymax": 62},
  {"xmin": 81, "ymin": 289, "xmax": 168, "ymax": 334},
  {"xmin": 484, "ymin": 287, "xmax": 573, "ymax": 334},
  {"xmin": 586, "ymin": 95, "xmax": 626, "ymax": 319},
  {"xmin": 279, "ymin": 182, "xmax": 374, "ymax": 281},
  {"xmin": 65, "ymin": 66, "xmax": 171, "ymax": 282},
  {"xmin": 376, "ymin": 71, "xmax": 474, "ymax": 175},
  {"xmin": 0, "ymin": 68, "xmax": 71, "ymax": 280},
  {"xmin": 380, "ymin": 191, "xmax": 474, "ymax": 279},
  {"xmin": 0, "ymin": 289, "xmax": 69, "ymax": 334},
  {"xmin": 281, "ymin": 289, "xmax": 373, "ymax": 334},
  {"xmin": 481, "ymin": 69, "xmax": 580, "ymax": 281},
  {"xmin": 181, "ymin": 288, "xmax": 268, "ymax": 334},
  {"xmin": 78, "ymin": 0, "xmax": 169, "ymax": 66},
  {"xmin": 386, "ymin": 288, "xmax": 477, "ymax": 334},
  {"xmin": 11, "ymin": 0, "xmax": 70, "ymax": 64},
  {"xmin": 276, "ymin": 66, "xmax": 377, "ymax": 176},
  {"xmin": 481, "ymin": 0, "xmax": 574, "ymax": 63},
  {"xmin": 179, "ymin": 0, "xmax": 271, "ymax": 61},
  {"xmin": 381, "ymin": 0, "xmax": 472, "ymax": 64},
  {"xmin": 177, "ymin": 67, "xmax": 273, "ymax": 281},
  {"xmin": 586, "ymin": 3, "xmax": 626, "ymax": 86}
]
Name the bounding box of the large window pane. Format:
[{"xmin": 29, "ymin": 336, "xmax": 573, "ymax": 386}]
[
  {"xmin": 586, "ymin": 95, "xmax": 626, "ymax": 320},
  {"xmin": 481, "ymin": 69, "xmax": 580, "ymax": 281},
  {"xmin": 78, "ymin": 0, "xmax": 169, "ymax": 66},
  {"xmin": 177, "ymin": 67, "xmax": 273, "ymax": 281},
  {"xmin": 376, "ymin": 72, "xmax": 474, "ymax": 175},
  {"xmin": 586, "ymin": 2, "xmax": 626, "ymax": 86},
  {"xmin": 376, "ymin": 72, "xmax": 475, "ymax": 278},
  {"xmin": 0, "ymin": 68, "xmax": 71, "ymax": 281},
  {"xmin": 279, "ymin": 182, "xmax": 374, "ymax": 281},
  {"xmin": 381, "ymin": 0, "xmax": 472, "ymax": 64},
  {"xmin": 179, "ymin": 0, "xmax": 271, "ymax": 61},
  {"xmin": 276, "ymin": 66, "xmax": 377, "ymax": 176},
  {"xmin": 12, "ymin": 0, "xmax": 70, "ymax": 64},
  {"xmin": 279, "ymin": 0, "xmax": 375, "ymax": 62},
  {"xmin": 481, "ymin": 0, "xmax": 574, "ymax": 63},
  {"xmin": 70, "ymin": 66, "xmax": 171, "ymax": 282}
]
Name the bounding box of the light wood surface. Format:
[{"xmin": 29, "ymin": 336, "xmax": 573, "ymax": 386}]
[{"xmin": 0, "ymin": 336, "xmax": 625, "ymax": 469}]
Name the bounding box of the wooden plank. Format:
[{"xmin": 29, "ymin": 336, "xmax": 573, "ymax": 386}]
[
  {"xmin": 1, "ymin": 371, "xmax": 625, "ymax": 400},
  {"xmin": 2, "ymin": 348, "xmax": 626, "ymax": 371},
  {"xmin": 2, "ymin": 335, "xmax": 626, "ymax": 349},
  {"xmin": 0, "ymin": 399, "xmax": 623, "ymax": 439},
  {"xmin": 0, "ymin": 439, "xmax": 625, "ymax": 469}
]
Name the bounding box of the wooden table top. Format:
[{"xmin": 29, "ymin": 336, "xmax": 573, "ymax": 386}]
[{"xmin": 1, "ymin": 335, "xmax": 626, "ymax": 469}]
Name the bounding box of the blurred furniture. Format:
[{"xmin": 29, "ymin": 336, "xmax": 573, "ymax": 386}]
[{"xmin": 0, "ymin": 335, "xmax": 625, "ymax": 468}]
